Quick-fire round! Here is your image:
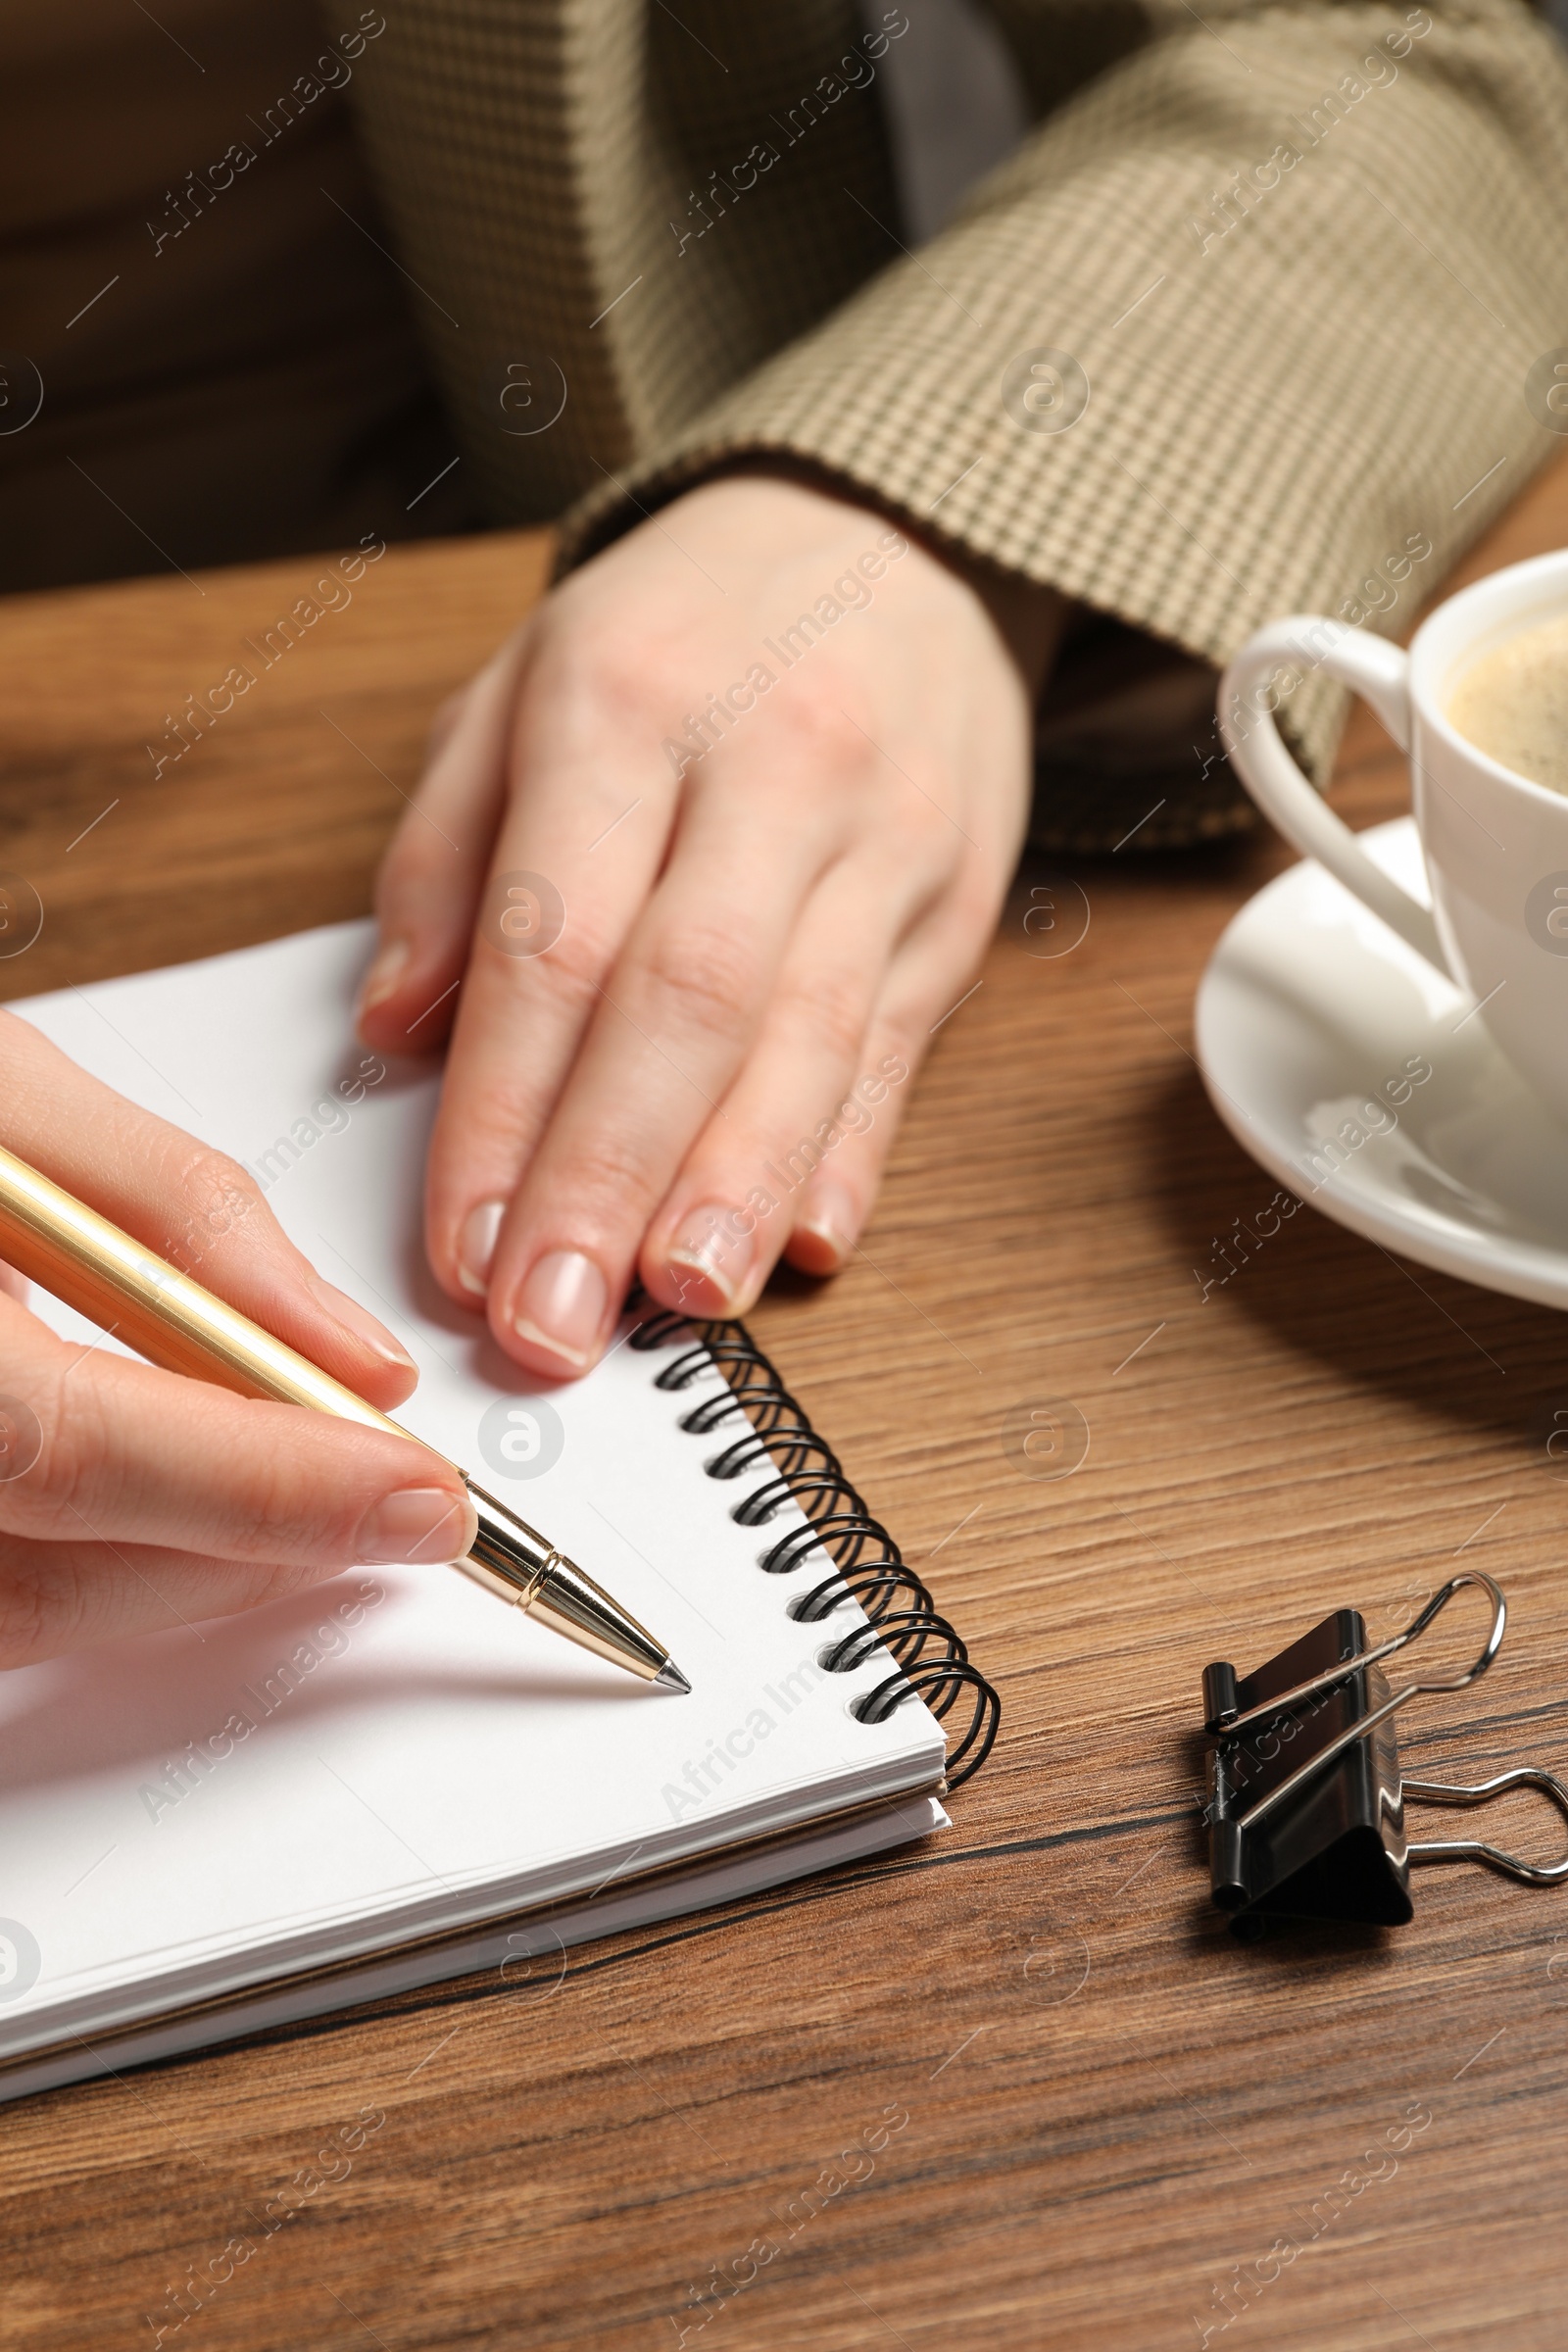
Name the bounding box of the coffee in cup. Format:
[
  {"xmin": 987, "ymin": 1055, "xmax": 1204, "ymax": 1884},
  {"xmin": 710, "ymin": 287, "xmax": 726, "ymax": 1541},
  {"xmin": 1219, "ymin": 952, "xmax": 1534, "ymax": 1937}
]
[{"xmin": 1446, "ymin": 608, "xmax": 1568, "ymax": 795}]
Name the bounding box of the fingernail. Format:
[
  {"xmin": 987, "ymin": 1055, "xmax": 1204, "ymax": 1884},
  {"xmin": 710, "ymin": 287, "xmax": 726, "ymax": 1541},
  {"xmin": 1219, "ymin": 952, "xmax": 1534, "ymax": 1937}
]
[
  {"xmin": 356, "ymin": 1486, "xmax": 473, "ymax": 1566},
  {"xmin": 510, "ymin": 1249, "xmax": 609, "ymax": 1371},
  {"xmin": 793, "ymin": 1178, "xmax": 859, "ymax": 1272},
  {"xmin": 457, "ymin": 1199, "xmax": 507, "ymax": 1298},
  {"xmin": 357, "ymin": 938, "xmax": 410, "ymax": 1019},
  {"xmin": 666, "ymin": 1204, "xmax": 754, "ymax": 1316},
  {"xmin": 305, "ymin": 1275, "xmax": 416, "ymax": 1371}
]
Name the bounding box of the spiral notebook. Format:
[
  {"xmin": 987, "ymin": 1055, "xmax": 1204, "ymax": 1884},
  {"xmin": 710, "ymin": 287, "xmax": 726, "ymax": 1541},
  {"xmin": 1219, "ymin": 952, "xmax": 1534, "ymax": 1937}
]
[{"xmin": 0, "ymin": 923, "xmax": 996, "ymax": 2102}]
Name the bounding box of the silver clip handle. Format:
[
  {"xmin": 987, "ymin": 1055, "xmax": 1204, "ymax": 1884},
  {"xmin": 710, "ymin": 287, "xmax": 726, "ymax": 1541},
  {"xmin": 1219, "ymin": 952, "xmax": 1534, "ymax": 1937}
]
[
  {"xmin": 1214, "ymin": 1570, "xmax": 1505, "ymax": 1742},
  {"xmin": 1405, "ymin": 1768, "xmax": 1568, "ymax": 1886},
  {"xmin": 1223, "ymin": 1572, "xmax": 1506, "ymax": 1835}
]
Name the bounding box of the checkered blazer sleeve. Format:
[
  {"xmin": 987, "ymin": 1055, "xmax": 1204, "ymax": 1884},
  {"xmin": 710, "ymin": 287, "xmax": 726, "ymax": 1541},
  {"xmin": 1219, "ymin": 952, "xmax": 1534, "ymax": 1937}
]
[{"xmin": 555, "ymin": 2, "xmax": 1568, "ymax": 793}]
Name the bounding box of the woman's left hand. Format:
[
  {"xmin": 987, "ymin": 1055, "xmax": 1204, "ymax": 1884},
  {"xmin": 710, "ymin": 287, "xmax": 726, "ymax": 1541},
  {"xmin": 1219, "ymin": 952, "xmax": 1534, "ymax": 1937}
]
[{"xmin": 356, "ymin": 471, "xmax": 1059, "ymax": 1376}]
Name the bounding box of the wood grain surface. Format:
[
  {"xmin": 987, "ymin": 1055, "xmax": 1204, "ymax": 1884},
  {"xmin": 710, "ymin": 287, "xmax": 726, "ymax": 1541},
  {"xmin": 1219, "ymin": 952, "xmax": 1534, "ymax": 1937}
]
[{"xmin": 5, "ymin": 464, "xmax": 1568, "ymax": 2352}]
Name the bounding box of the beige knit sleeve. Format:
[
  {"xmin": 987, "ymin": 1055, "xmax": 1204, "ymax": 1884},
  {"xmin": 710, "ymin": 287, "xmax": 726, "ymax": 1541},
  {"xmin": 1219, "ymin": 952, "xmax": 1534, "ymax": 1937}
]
[{"xmin": 559, "ymin": 2, "xmax": 1568, "ymax": 791}]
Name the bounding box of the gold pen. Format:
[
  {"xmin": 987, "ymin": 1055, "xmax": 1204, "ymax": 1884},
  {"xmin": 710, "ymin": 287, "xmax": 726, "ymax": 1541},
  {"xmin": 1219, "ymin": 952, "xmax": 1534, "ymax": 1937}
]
[{"xmin": 0, "ymin": 1143, "xmax": 689, "ymax": 1692}]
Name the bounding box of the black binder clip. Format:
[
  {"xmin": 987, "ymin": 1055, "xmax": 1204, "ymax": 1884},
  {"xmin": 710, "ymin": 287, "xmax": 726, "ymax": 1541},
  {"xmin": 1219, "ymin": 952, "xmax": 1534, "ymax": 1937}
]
[{"xmin": 1201, "ymin": 1570, "xmax": 1568, "ymax": 1936}]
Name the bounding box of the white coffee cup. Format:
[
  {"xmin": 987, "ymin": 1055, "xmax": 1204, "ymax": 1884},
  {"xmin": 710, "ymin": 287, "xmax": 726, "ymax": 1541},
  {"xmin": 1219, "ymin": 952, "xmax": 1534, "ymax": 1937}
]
[{"xmin": 1219, "ymin": 549, "xmax": 1568, "ymax": 1122}]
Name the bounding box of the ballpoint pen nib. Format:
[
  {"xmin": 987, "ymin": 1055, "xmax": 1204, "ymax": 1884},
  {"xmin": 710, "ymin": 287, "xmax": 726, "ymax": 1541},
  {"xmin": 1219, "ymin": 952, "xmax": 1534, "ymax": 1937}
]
[{"xmin": 654, "ymin": 1660, "xmax": 692, "ymax": 1694}]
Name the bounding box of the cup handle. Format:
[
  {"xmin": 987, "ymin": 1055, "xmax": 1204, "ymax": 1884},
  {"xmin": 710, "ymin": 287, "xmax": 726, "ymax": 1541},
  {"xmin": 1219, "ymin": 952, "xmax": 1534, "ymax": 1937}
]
[{"xmin": 1218, "ymin": 616, "xmax": 1454, "ymax": 980}]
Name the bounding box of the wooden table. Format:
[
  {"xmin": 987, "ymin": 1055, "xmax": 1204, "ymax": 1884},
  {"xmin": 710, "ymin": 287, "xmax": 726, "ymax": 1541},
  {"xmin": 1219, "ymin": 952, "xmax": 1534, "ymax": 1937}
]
[{"xmin": 5, "ymin": 464, "xmax": 1568, "ymax": 2352}]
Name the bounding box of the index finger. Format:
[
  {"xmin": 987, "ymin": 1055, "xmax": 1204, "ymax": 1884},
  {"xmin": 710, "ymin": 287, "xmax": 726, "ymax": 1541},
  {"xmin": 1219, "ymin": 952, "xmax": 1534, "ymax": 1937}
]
[
  {"xmin": 418, "ymin": 694, "xmax": 684, "ymax": 1304},
  {"xmin": 0, "ymin": 1011, "xmax": 417, "ymax": 1410}
]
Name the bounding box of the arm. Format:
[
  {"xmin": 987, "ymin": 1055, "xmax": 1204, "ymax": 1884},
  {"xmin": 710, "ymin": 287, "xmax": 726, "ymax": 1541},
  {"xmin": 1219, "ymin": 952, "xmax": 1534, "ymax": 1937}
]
[
  {"xmin": 353, "ymin": 1, "xmax": 1568, "ymax": 1376},
  {"xmin": 559, "ymin": 1, "xmax": 1568, "ymax": 789}
]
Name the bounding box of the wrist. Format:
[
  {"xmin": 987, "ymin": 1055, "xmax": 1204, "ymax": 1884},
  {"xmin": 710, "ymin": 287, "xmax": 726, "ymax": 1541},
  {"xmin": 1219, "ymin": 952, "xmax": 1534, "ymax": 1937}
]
[{"xmin": 665, "ymin": 453, "xmax": 1066, "ymax": 700}]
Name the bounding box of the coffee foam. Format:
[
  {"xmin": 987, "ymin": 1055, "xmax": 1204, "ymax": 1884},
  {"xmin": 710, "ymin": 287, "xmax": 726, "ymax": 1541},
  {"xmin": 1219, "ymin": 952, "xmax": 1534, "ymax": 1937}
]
[{"xmin": 1446, "ymin": 609, "xmax": 1568, "ymax": 794}]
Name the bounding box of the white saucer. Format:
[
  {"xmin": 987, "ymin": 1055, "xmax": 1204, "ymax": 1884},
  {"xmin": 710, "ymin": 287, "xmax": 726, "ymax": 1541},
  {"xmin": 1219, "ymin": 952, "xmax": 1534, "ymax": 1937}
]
[{"xmin": 1195, "ymin": 815, "xmax": 1568, "ymax": 1311}]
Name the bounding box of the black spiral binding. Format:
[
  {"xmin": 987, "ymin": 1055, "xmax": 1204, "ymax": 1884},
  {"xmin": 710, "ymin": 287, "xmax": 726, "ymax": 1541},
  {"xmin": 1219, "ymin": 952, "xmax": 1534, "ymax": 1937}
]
[{"xmin": 628, "ymin": 1310, "xmax": 1000, "ymax": 1789}]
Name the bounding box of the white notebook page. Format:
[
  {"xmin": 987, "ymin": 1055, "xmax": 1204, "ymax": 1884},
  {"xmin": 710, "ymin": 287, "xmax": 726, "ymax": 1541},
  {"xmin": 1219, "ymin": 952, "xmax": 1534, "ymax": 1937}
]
[{"xmin": 0, "ymin": 923, "xmax": 944, "ymax": 2054}]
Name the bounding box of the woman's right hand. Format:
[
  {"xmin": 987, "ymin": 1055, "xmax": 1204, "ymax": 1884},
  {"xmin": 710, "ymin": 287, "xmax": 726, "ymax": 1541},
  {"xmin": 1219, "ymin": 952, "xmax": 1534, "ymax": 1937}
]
[{"xmin": 0, "ymin": 1011, "xmax": 475, "ymax": 1668}]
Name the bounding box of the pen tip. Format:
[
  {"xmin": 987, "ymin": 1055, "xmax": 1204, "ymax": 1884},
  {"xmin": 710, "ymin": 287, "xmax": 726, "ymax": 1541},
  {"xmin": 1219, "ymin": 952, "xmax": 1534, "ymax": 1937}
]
[{"xmin": 654, "ymin": 1660, "xmax": 692, "ymax": 1694}]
